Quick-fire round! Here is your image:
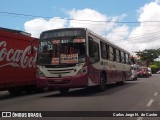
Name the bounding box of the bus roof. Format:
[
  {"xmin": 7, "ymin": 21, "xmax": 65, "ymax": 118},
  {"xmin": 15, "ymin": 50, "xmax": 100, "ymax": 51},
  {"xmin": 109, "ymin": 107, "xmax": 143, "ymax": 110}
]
[
  {"xmin": 86, "ymin": 28, "xmax": 130, "ymax": 54},
  {"xmin": 41, "ymin": 27, "xmax": 86, "ymax": 34},
  {"xmin": 40, "ymin": 27, "xmax": 130, "ymax": 54}
]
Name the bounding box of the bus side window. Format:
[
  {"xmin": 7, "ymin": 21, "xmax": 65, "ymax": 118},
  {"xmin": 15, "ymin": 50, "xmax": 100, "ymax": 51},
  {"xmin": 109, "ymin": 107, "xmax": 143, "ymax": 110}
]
[
  {"xmin": 121, "ymin": 51, "xmax": 125, "ymax": 63},
  {"xmin": 89, "ymin": 37, "xmax": 100, "ymax": 63},
  {"xmin": 116, "ymin": 49, "xmax": 120, "ymax": 62},
  {"xmin": 100, "ymin": 41, "xmax": 108, "ymax": 59},
  {"xmin": 119, "ymin": 50, "xmax": 122, "ymax": 63},
  {"xmin": 113, "ymin": 47, "xmax": 116, "ymax": 61},
  {"xmin": 125, "ymin": 53, "xmax": 130, "ymax": 64},
  {"xmin": 109, "ymin": 46, "xmax": 114, "ymax": 61}
]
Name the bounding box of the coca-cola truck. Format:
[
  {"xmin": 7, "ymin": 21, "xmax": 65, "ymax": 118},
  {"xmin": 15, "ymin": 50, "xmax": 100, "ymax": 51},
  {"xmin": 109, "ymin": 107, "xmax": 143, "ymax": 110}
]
[{"xmin": 0, "ymin": 27, "xmax": 38, "ymax": 95}]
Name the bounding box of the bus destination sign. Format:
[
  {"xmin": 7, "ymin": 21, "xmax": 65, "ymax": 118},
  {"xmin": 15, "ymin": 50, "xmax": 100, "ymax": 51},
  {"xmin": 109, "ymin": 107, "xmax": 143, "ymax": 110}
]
[{"xmin": 41, "ymin": 29, "xmax": 86, "ymax": 39}]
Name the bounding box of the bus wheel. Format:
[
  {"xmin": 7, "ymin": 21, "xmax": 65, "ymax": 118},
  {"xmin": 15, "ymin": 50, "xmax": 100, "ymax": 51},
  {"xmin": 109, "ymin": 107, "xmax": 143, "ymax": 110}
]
[
  {"xmin": 59, "ymin": 88, "xmax": 69, "ymax": 95},
  {"xmin": 98, "ymin": 73, "xmax": 106, "ymax": 92},
  {"xmin": 118, "ymin": 73, "xmax": 126, "ymax": 85}
]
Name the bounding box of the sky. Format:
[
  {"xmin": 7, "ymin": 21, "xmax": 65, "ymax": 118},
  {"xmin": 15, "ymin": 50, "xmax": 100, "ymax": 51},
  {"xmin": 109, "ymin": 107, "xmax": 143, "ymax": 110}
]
[{"xmin": 0, "ymin": 0, "xmax": 160, "ymax": 54}]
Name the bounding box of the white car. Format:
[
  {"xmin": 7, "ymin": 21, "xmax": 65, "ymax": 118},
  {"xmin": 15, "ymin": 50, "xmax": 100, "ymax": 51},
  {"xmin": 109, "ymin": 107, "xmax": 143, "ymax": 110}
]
[
  {"xmin": 148, "ymin": 67, "xmax": 152, "ymax": 76},
  {"xmin": 156, "ymin": 70, "xmax": 160, "ymax": 74},
  {"xmin": 130, "ymin": 64, "xmax": 138, "ymax": 80},
  {"xmin": 131, "ymin": 69, "xmax": 138, "ymax": 80}
]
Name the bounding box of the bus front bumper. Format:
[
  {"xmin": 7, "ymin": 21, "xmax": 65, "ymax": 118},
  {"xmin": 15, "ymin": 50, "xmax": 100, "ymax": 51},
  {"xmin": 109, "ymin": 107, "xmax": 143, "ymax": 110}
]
[{"xmin": 36, "ymin": 74, "xmax": 88, "ymax": 88}]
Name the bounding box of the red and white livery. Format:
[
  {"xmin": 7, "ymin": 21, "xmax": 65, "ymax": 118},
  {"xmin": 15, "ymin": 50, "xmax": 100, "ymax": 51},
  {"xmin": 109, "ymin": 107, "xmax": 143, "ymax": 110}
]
[{"xmin": 36, "ymin": 28, "xmax": 131, "ymax": 94}]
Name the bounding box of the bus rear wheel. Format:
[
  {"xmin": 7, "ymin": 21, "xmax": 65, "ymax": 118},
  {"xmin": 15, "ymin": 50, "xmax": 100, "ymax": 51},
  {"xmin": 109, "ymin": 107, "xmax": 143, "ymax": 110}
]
[
  {"xmin": 117, "ymin": 73, "xmax": 126, "ymax": 85},
  {"xmin": 98, "ymin": 73, "xmax": 106, "ymax": 92},
  {"xmin": 59, "ymin": 88, "xmax": 69, "ymax": 95}
]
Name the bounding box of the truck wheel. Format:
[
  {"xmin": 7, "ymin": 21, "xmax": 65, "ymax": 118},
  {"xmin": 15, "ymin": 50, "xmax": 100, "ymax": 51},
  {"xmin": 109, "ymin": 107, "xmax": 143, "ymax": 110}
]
[
  {"xmin": 98, "ymin": 73, "xmax": 106, "ymax": 92},
  {"xmin": 24, "ymin": 86, "xmax": 35, "ymax": 94},
  {"xmin": 8, "ymin": 87, "xmax": 24, "ymax": 95},
  {"xmin": 59, "ymin": 88, "xmax": 69, "ymax": 95}
]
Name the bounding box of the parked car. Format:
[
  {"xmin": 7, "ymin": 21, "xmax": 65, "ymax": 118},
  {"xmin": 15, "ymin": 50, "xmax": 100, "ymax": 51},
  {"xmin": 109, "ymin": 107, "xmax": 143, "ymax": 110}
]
[
  {"xmin": 148, "ymin": 67, "xmax": 152, "ymax": 76},
  {"xmin": 156, "ymin": 70, "xmax": 160, "ymax": 74},
  {"xmin": 137, "ymin": 67, "xmax": 150, "ymax": 78}
]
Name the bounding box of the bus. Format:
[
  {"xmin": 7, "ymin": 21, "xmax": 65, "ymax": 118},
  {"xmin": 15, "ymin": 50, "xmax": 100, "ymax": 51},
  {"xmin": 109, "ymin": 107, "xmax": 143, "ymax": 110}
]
[{"xmin": 36, "ymin": 28, "xmax": 131, "ymax": 94}]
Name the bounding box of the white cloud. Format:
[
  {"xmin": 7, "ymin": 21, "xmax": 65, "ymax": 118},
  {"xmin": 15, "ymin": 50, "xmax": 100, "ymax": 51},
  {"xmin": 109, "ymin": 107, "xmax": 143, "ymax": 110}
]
[
  {"xmin": 155, "ymin": 0, "xmax": 160, "ymax": 4},
  {"xmin": 68, "ymin": 8, "xmax": 117, "ymax": 35},
  {"xmin": 104, "ymin": 1, "xmax": 160, "ymax": 53},
  {"xmin": 24, "ymin": 8, "xmax": 124, "ymax": 38},
  {"xmin": 129, "ymin": 1, "xmax": 160, "ymax": 51},
  {"xmin": 24, "ymin": 2, "xmax": 160, "ymax": 54},
  {"xmin": 106, "ymin": 25, "xmax": 134, "ymax": 52},
  {"xmin": 24, "ymin": 17, "xmax": 67, "ymax": 37},
  {"xmin": 107, "ymin": 25, "xmax": 129, "ymax": 42}
]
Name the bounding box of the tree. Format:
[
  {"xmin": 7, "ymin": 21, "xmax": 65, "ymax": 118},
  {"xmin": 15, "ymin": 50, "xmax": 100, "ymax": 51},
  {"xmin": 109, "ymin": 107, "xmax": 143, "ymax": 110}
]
[
  {"xmin": 149, "ymin": 61, "xmax": 160, "ymax": 73},
  {"xmin": 136, "ymin": 49, "xmax": 160, "ymax": 66}
]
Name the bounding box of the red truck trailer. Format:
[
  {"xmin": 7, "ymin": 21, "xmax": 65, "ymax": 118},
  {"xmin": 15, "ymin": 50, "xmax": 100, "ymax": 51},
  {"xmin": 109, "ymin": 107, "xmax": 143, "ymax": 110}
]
[{"xmin": 0, "ymin": 27, "xmax": 38, "ymax": 95}]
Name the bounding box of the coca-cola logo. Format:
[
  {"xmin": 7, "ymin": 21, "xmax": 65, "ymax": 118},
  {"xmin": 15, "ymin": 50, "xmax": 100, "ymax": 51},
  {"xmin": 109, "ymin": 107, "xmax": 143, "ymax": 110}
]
[{"xmin": 0, "ymin": 41, "xmax": 37, "ymax": 68}]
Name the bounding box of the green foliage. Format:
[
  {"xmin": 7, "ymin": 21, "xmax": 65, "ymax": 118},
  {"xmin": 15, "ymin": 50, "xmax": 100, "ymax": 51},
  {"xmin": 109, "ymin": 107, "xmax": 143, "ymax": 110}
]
[
  {"xmin": 149, "ymin": 61, "xmax": 160, "ymax": 73},
  {"xmin": 136, "ymin": 49, "xmax": 160, "ymax": 66},
  {"xmin": 149, "ymin": 65, "xmax": 158, "ymax": 73}
]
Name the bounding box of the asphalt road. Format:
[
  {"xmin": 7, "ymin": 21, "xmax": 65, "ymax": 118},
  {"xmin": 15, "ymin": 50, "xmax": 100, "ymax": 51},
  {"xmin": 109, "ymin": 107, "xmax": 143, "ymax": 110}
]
[{"xmin": 0, "ymin": 74, "xmax": 160, "ymax": 120}]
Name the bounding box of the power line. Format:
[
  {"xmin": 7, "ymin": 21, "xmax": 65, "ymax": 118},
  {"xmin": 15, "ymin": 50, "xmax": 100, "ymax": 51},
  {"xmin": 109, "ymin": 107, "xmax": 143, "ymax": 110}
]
[
  {"xmin": 1, "ymin": 11, "xmax": 160, "ymax": 43},
  {"xmin": 107, "ymin": 31, "xmax": 160, "ymax": 43},
  {"xmin": 125, "ymin": 31, "xmax": 160, "ymax": 42},
  {"xmin": 1, "ymin": 11, "xmax": 160, "ymax": 24},
  {"xmin": 0, "ymin": 11, "xmax": 50, "ymax": 19}
]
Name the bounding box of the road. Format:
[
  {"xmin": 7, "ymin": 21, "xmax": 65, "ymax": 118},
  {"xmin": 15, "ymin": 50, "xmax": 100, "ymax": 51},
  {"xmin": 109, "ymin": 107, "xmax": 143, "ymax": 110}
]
[{"xmin": 0, "ymin": 74, "xmax": 160, "ymax": 120}]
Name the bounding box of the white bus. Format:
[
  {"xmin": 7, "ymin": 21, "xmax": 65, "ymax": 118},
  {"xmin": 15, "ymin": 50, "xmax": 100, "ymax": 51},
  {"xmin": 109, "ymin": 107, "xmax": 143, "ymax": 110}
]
[{"xmin": 36, "ymin": 28, "xmax": 131, "ymax": 94}]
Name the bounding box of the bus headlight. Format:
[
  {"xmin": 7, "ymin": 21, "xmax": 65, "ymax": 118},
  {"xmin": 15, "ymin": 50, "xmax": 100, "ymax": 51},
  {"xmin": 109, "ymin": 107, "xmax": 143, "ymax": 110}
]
[
  {"xmin": 36, "ymin": 69, "xmax": 45, "ymax": 77},
  {"xmin": 77, "ymin": 66, "xmax": 87, "ymax": 75}
]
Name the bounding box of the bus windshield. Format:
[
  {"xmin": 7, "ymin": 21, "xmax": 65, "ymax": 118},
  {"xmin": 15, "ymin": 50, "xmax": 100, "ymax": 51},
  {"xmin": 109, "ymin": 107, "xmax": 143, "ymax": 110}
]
[{"xmin": 38, "ymin": 38, "xmax": 86, "ymax": 66}]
